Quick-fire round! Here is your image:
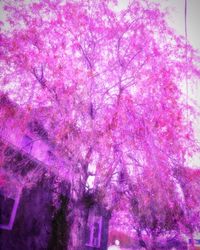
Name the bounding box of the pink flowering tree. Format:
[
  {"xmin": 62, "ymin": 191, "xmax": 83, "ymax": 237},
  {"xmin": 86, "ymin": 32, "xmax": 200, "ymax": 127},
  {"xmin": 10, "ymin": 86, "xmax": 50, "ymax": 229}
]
[
  {"xmin": 110, "ymin": 169, "xmax": 200, "ymax": 249},
  {"xmin": 0, "ymin": 0, "xmax": 200, "ymax": 249},
  {"xmin": 126, "ymin": 169, "xmax": 186, "ymax": 249}
]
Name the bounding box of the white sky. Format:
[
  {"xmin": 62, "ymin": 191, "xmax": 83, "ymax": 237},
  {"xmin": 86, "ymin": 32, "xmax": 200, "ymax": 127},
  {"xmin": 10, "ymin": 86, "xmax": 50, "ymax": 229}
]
[
  {"xmin": 152, "ymin": 0, "xmax": 200, "ymax": 167},
  {"xmin": 114, "ymin": 0, "xmax": 200, "ymax": 168},
  {"xmin": 116, "ymin": 0, "xmax": 200, "ymax": 49}
]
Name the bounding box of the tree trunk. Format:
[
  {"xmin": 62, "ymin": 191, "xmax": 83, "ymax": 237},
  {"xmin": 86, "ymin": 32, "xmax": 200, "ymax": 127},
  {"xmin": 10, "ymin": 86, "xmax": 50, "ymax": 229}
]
[
  {"xmin": 137, "ymin": 230, "xmax": 147, "ymax": 249},
  {"xmin": 189, "ymin": 231, "xmax": 195, "ymax": 250},
  {"xmin": 67, "ymin": 203, "xmax": 88, "ymax": 250},
  {"xmin": 146, "ymin": 235, "xmax": 156, "ymax": 250}
]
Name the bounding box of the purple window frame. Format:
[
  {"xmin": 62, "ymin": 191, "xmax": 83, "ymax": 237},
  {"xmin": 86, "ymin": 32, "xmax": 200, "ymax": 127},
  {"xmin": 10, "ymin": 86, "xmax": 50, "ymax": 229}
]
[
  {"xmin": 0, "ymin": 188, "xmax": 21, "ymax": 230},
  {"xmin": 85, "ymin": 215, "xmax": 102, "ymax": 248}
]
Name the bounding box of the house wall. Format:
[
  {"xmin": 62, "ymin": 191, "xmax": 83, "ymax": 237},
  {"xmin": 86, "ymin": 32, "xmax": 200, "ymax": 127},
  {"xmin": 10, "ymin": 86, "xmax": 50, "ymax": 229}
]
[
  {"xmin": 0, "ymin": 176, "xmax": 53, "ymax": 250},
  {"xmin": 0, "ymin": 175, "xmax": 71, "ymax": 250},
  {"xmin": 0, "ymin": 142, "xmax": 70, "ymax": 250}
]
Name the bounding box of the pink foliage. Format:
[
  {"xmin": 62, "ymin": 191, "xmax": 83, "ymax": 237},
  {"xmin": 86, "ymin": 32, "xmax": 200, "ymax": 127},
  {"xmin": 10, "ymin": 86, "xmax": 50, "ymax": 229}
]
[{"xmin": 0, "ymin": 0, "xmax": 200, "ymax": 243}]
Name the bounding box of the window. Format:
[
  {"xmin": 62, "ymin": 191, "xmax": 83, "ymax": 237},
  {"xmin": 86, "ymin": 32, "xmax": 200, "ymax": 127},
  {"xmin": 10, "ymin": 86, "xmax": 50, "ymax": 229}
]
[
  {"xmin": 85, "ymin": 212, "xmax": 102, "ymax": 248},
  {"xmin": 0, "ymin": 188, "xmax": 21, "ymax": 230},
  {"xmin": 28, "ymin": 120, "xmax": 48, "ymax": 141},
  {"xmin": 21, "ymin": 135, "xmax": 33, "ymax": 153},
  {"xmin": 47, "ymin": 150, "xmax": 56, "ymax": 164}
]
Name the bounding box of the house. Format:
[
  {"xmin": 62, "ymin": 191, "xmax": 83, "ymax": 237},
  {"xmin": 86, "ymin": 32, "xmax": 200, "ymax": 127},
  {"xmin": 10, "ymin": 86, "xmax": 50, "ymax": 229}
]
[
  {"xmin": 0, "ymin": 93, "xmax": 70, "ymax": 249},
  {"xmin": 0, "ymin": 92, "xmax": 57, "ymax": 166},
  {"xmin": 0, "ymin": 93, "xmax": 111, "ymax": 250}
]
